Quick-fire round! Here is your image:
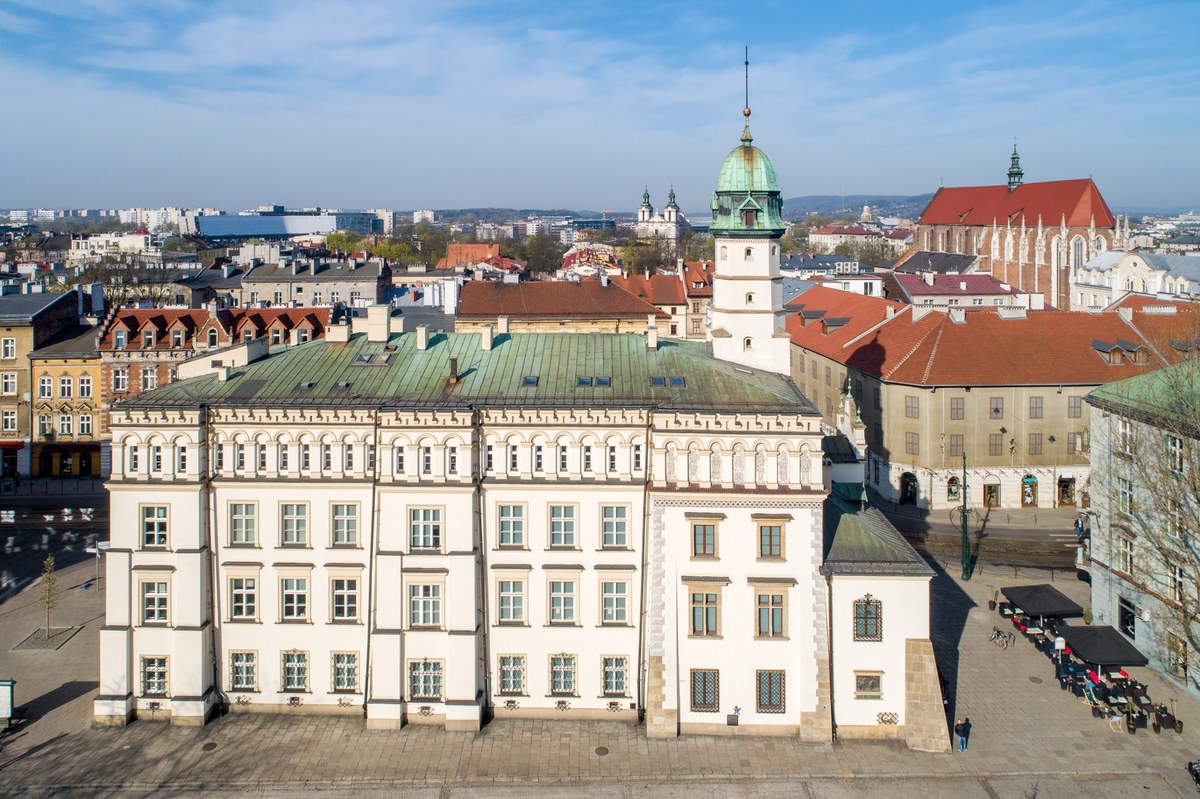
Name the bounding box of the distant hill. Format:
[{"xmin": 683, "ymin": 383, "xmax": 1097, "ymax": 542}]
[
  {"xmin": 783, "ymin": 194, "xmax": 934, "ymax": 221},
  {"xmin": 435, "ymin": 208, "xmax": 632, "ymax": 223}
]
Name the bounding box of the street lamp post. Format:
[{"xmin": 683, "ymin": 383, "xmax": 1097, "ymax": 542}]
[
  {"xmin": 84, "ymin": 540, "xmax": 110, "ymax": 591},
  {"xmin": 961, "ymin": 452, "xmax": 971, "ymax": 580}
]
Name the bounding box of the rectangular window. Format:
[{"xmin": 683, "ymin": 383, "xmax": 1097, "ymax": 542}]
[
  {"xmin": 366, "ymin": 443, "xmax": 375, "ymax": 471},
  {"xmin": 633, "ymin": 443, "xmax": 643, "ymax": 471},
  {"xmin": 1171, "ymin": 563, "xmax": 1186, "ymax": 604},
  {"xmin": 1, "ymin": 410, "xmax": 15, "ymax": 431},
  {"xmin": 690, "ymin": 669, "xmax": 718, "ymax": 712},
  {"xmin": 59, "ymin": 414, "xmax": 72, "ymax": 436},
  {"xmin": 854, "ymin": 596, "xmax": 883, "ymax": 641},
  {"xmin": 949, "ymin": 434, "xmax": 964, "ymax": 458},
  {"xmin": 0, "ymin": 372, "xmax": 15, "ymax": 394},
  {"xmin": 0, "ymin": 338, "xmax": 14, "ymax": 359},
  {"xmin": 331, "ymin": 503, "xmax": 358, "ymax": 545},
  {"xmin": 607, "ymin": 445, "xmax": 617, "ymax": 472},
  {"xmin": 690, "ymin": 591, "xmax": 719, "ymax": 636},
  {"xmin": 692, "ymin": 523, "xmax": 716, "ymax": 558},
  {"xmin": 499, "ymin": 655, "xmax": 525, "ymax": 695},
  {"xmin": 873, "ymin": 386, "xmax": 881, "ymax": 410},
  {"xmin": 300, "ymin": 444, "xmax": 310, "ymax": 471},
  {"xmin": 230, "ymin": 652, "xmax": 256, "ymax": 690},
  {"xmin": 151, "ymin": 445, "xmax": 162, "ymax": 473},
  {"xmin": 256, "ymin": 444, "xmax": 267, "ymax": 471},
  {"xmin": 444, "ymin": 445, "xmax": 456, "ymax": 475},
  {"xmin": 498, "ymin": 504, "xmax": 525, "ymax": 547},
  {"xmin": 421, "ymin": 446, "xmax": 432, "ymax": 475},
  {"xmin": 601, "ymin": 505, "xmax": 628, "ymax": 548},
  {"xmin": 602, "ymin": 656, "xmax": 628, "ymax": 697},
  {"xmin": 322, "ymin": 443, "xmax": 332, "ymax": 471},
  {"xmin": 1117, "ymin": 418, "xmax": 1133, "ymax": 456},
  {"xmin": 485, "ymin": 445, "xmax": 494, "ymax": 471},
  {"xmin": 756, "ymin": 592, "xmax": 785, "ymax": 638},
  {"xmin": 333, "ymin": 653, "xmax": 358, "ymax": 692},
  {"xmin": 281, "ymin": 578, "xmax": 308, "ymax": 620},
  {"xmin": 549, "ymin": 580, "xmax": 576, "ymax": 623},
  {"xmin": 989, "ymin": 434, "xmax": 1002, "ymax": 457},
  {"xmin": 550, "ymin": 654, "xmax": 576, "ymax": 695},
  {"xmin": 1117, "ymin": 537, "xmax": 1134, "ymax": 575},
  {"xmin": 533, "ymin": 445, "xmax": 543, "ymax": 472},
  {"xmin": 756, "ymin": 670, "xmax": 785, "ymax": 713},
  {"xmin": 508, "ymin": 444, "xmax": 518, "ymax": 471},
  {"xmin": 38, "ymin": 414, "xmax": 50, "ymax": 436},
  {"xmin": 601, "ymin": 581, "xmax": 628, "ymax": 624},
  {"xmin": 229, "ymin": 502, "xmax": 256, "ymax": 545},
  {"xmin": 141, "ymin": 657, "xmax": 168, "ymax": 696},
  {"xmin": 1116, "ymin": 477, "xmax": 1134, "ymax": 516},
  {"xmin": 394, "ymin": 446, "xmax": 405, "ymax": 474},
  {"xmin": 1029, "ymin": 396, "xmax": 1043, "ymax": 419},
  {"xmin": 825, "ymin": 365, "xmax": 832, "ymax": 386},
  {"xmin": 235, "ymin": 443, "xmax": 246, "ymax": 471},
  {"xmin": 282, "ymin": 652, "xmax": 308, "ymax": 691},
  {"xmin": 332, "ymin": 578, "xmax": 358, "ymax": 620},
  {"xmin": 410, "ymin": 507, "xmax": 441, "ymax": 550},
  {"xmin": 113, "ymin": 368, "xmax": 128, "ymax": 393},
  {"xmin": 1068, "ymin": 395, "xmax": 1082, "ymax": 418},
  {"xmin": 343, "ymin": 444, "xmax": 354, "ymax": 471},
  {"xmin": 281, "ymin": 503, "xmax": 308, "ymax": 545},
  {"xmin": 757, "ymin": 525, "xmax": 783, "ymax": 560},
  {"xmin": 558, "ymin": 445, "xmax": 568, "ymax": 472},
  {"xmin": 230, "ymin": 577, "xmax": 256, "ymax": 620},
  {"xmin": 141, "ymin": 505, "xmax": 168, "ymax": 547},
  {"xmin": 583, "ymin": 445, "xmax": 593, "ymax": 471},
  {"xmin": 950, "ymin": 396, "xmax": 964, "ymax": 420},
  {"xmin": 140, "ymin": 369, "xmax": 156, "ymax": 391},
  {"xmin": 549, "ymin": 504, "xmax": 576, "ymax": 548},
  {"xmin": 1118, "ymin": 596, "xmax": 1136, "ymax": 638},
  {"xmin": 38, "ymin": 376, "xmax": 51, "ymax": 398},
  {"xmin": 141, "ymin": 581, "xmax": 168, "ymax": 623},
  {"xmin": 1168, "ymin": 497, "xmax": 1184, "ymax": 539},
  {"xmin": 498, "ymin": 579, "xmax": 524, "ymax": 622},
  {"xmin": 409, "ymin": 661, "xmax": 443, "ymax": 700},
  {"xmin": 79, "ymin": 375, "xmax": 92, "ymax": 398},
  {"xmin": 904, "ymin": 395, "xmax": 919, "ymax": 418},
  {"xmin": 79, "ymin": 414, "xmax": 93, "ymax": 436},
  {"xmin": 409, "ymin": 584, "xmax": 441, "ymax": 627},
  {"xmin": 278, "ymin": 444, "xmax": 289, "ymax": 471},
  {"xmin": 1028, "ymin": 433, "xmax": 1042, "ymax": 455},
  {"xmin": 989, "ymin": 397, "xmax": 1004, "ymax": 419},
  {"xmin": 1168, "ymin": 435, "xmax": 1185, "ymax": 475},
  {"xmin": 854, "ymin": 672, "xmax": 882, "ymax": 699},
  {"xmin": 128, "ymin": 443, "xmax": 140, "ymax": 472},
  {"xmin": 905, "ymin": 432, "xmax": 919, "ymax": 456},
  {"xmin": 59, "ymin": 375, "xmax": 72, "ymax": 398}
]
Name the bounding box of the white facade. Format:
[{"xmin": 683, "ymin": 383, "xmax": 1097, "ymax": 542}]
[
  {"xmin": 710, "ymin": 237, "xmax": 791, "ymax": 375},
  {"xmin": 1072, "ymin": 250, "xmax": 1200, "ymax": 310}
]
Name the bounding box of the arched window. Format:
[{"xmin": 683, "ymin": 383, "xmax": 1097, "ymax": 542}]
[
  {"xmin": 719, "ymin": 245, "xmax": 728, "ymax": 260},
  {"xmin": 771, "ymin": 245, "xmax": 778, "ymax": 256},
  {"xmin": 744, "ymin": 247, "xmax": 753, "ymax": 259},
  {"xmin": 853, "ymin": 594, "xmax": 882, "ymax": 641},
  {"xmin": 947, "ymin": 476, "xmax": 961, "ymax": 501},
  {"xmin": 743, "ymin": 337, "xmax": 753, "ymax": 351},
  {"xmin": 207, "ymin": 329, "xmax": 218, "ymax": 347},
  {"xmin": 1072, "ymin": 237, "xmax": 1085, "ymax": 267},
  {"xmin": 745, "ymin": 292, "xmax": 755, "ymax": 305}
]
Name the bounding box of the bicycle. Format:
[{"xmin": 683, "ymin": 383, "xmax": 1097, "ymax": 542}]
[{"xmin": 990, "ymin": 626, "xmax": 1015, "ymax": 650}]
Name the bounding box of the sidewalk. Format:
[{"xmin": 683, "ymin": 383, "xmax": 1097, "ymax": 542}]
[
  {"xmin": 0, "ymin": 476, "xmax": 107, "ymax": 498},
  {"xmin": 2, "ymin": 558, "xmax": 1199, "ymax": 796}
]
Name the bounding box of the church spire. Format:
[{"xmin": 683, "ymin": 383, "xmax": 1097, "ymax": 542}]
[
  {"xmin": 741, "ymin": 46, "xmax": 753, "ymax": 145},
  {"xmin": 1007, "ymin": 140, "xmax": 1024, "ymax": 192}
]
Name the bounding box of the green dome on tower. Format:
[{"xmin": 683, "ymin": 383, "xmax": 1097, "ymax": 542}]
[{"xmin": 710, "ymin": 110, "xmax": 786, "ymax": 237}]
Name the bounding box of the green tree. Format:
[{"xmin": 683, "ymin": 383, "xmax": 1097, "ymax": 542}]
[
  {"xmin": 524, "ymin": 234, "xmax": 566, "ymax": 274},
  {"xmin": 325, "ymin": 231, "xmax": 364, "ymax": 253},
  {"xmin": 39, "ymin": 553, "xmax": 58, "ymax": 636}
]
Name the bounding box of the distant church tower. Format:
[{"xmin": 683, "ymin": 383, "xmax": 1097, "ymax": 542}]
[
  {"xmin": 709, "ymin": 104, "xmax": 790, "ymax": 375},
  {"xmin": 1007, "ymin": 142, "xmax": 1024, "ymax": 192}
]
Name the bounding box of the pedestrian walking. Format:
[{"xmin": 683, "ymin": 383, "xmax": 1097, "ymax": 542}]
[
  {"xmin": 962, "ymin": 717, "xmax": 971, "ymax": 751},
  {"xmin": 954, "ymin": 718, "xmax": 966, "ymax": 752},
  {"xmin": 1074, "ymin": 517, "xmax": 1084, "ymax": 540}
]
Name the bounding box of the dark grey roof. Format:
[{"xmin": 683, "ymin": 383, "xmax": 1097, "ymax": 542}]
[
  {"xmin": 173, "ymin": 267, "xmax": 245, "ymax": 289},
  {"xmin": 822, "ymin": 492, "xmax": 934, "ymax": 577},
  {"xmin": 894, "ymin": 251, "xmax": 979, "ymax": 274},
  {"xmin": 243, "ymin": 260, "xmax": 385, "ymax": 283},
  {"xmin": 822, "ymin": 433, "xmax": 859, "ymax": 464},
  {"xmin": 0, "ymin": 290, "xmax": 74, "ymax": 323},
  {"xmin": 30, "ymin": 324, "xmax": 100, "ymax": 358}
]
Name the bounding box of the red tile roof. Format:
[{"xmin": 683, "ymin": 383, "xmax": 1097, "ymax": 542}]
[
  {"xmin": 787, "ymin": 285, "xmax": 1169, "ymax": 386},
  {"xmin": 98, "ymin": 307, "xmax": 331, "ymax": 350},
  {"xmin": 457, "ymin": 279, "xmax": 669, "ymax": 319},
  {"xmin": 681, "ymin": 261, "xmax": 715, "ymax": 297},
  {"xmin": 609, "ymin": 273, "xmax": 685, "ymax": 306},
  {"xmin": 919, "ymin": 179, "xmax": 1115, "ymax": 228},
  {"xmin": 443, "ymin": 243, "xmax": 500, "ymax": 268}
]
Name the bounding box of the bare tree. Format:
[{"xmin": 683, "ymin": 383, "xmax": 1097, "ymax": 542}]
[
  {"xmin": 74, "ymin": 254, "xmax": 178, "ymax": 307},
  {"xmin": 39, "ymin": 553, "xmax": 58, "ymax": 637}
]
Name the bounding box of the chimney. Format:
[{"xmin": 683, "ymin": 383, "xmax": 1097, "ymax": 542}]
[
  {"xmin": 647, "ymin": 326, "xmax": 659, "ymax": 351},
  {"xmin": 647, "ymin": 313, "xmax": 656, "ymax": 328},
  {"xmin": 366, "ymin": 304, "xmax": 389, "ymax": 343},
  {"xmin": 416, "ymin": 324, "xmax": 429, "ymax": 350},
  {"xmin": 481, "ymin": 324, "xmax": 494, "ymax": 351},
  {"xmin": 497, "ymin": 316, "xmax": 510, "ymax": 335},
  {"xmin": 291, "ymin": 261, "xmax": 301, "ymax": 276},
  {"xmin": 601, "ymin": 272, "xmax": 609, "ymax": 287},
  {"xmin": 393, "ymin": 315, "xmax": 406, "ymax": 334},
  {"xmin": 326, "ymin": 321, "xmax": 350, "ymax": 343},
  {"xmin": 948, "ymin": 308, "xmax": 966, "ymax": 324},
  {"xmin": 886, "ymin": 306, "xmax": 896, "ymax": 319},
  {"xmin": 1117, "ymin": 306, "xmax": 1133, "ymax": 323},
  {"xmin": 449, "ymin": 357, "xmax": 459, "ymax": 384},
  {"xmin": 959, "ymin": 281, "xmax": 967, "ymax": 291},
  {"xmin": 216, "ymin": 365, "xmax": 232, "ymax": 382},
  {"xmin": 922, "ymin": 272, "xmax": 934, "ymax": 286}
]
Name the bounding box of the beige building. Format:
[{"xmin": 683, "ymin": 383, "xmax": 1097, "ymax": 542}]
[{"xmin": 29, "ymin": 325, "xmax": 102, "ymax": 477}]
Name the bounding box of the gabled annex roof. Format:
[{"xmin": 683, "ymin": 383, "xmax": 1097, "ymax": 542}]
[
  {"xmin": 609, "ymin": 273, "xmax": 686, "ymax": 306},
  {"xmin": 458, "ymin": 279, "xmax": 669, "ymax": 320},
  {"xmin": 918, "ymin": 179, "xmax": 1115, "ymax": 228}
]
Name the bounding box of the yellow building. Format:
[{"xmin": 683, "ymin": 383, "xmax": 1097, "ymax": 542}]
[
  {"xmin": 30, "ymin": 325, "xmax": 103, "ymax": 477},
  {"xmin": 0, "ymin": 290, "xmax": 81, "ymax": 478}
]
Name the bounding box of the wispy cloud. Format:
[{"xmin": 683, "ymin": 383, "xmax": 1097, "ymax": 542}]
[{"xmin": 0, "ymin": 0, "xmax": 1197, "ymax": 209}]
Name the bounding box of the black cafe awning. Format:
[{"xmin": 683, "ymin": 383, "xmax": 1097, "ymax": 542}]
[
  {"xmin": 1000, "ymin": 584, "xmax": 1084, "ymax": 618},
  {"xmin": 1060, "ymin": 625, "xmax": 1149, "ymax": 667}
]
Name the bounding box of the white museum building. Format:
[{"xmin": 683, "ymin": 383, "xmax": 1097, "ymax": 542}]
[{"xmin": 94, "ymin": 109, "xmax": 945, "ymax": 748}]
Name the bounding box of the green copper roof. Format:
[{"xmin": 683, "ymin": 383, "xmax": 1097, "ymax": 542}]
[
  {"xmin": 822, "ymin": 493, "xmax": 934, "ymax": 577},
  {"xmin": 120, "ymin": 331, "xmax": 820, "ymax": 415},
  {"xmin": 1086, "ymin": 358, "xmax": 1200, "ymax": 432},
  {"xmin": 710, "ymin": 114, "xmax": 787, "ymax": 237}
]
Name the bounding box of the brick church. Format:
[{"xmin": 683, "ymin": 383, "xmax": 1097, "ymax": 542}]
[{"xmin": 911, "ymin": 146, "xmax": 1130, "ymax": 309}]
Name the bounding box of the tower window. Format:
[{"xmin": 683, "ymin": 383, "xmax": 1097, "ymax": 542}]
[
  {"xmin": 743, "ymin": 337, "xmax": 753, "ymax": 351},
  {"xmin": 720, "ymin": 245, "xmax": 728, "ymax": 260},
  {"xmin": 744, "ymin": 247, "xmax": 753, "ymax": 259},
  {"xmin": 743, "ymin": 210, "xmax": 757, "ymax": 226},
  {"xmin": 745, "ymin": 292, "xmax": 755, "ymax": 305}
]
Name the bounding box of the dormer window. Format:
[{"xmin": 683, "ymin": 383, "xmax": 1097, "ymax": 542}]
[
  {"xmin": 207, "ymin": 329, "xmax": 218, "ymax": 347},
  {"xmin": 243, "ymin": 330, "xmax": 254, "ymax": 343},
  {"xmin": 172, "ymin": 330, "xmax": 183, "ymax": 347},
  {"xmin": 142, "ymin": 330, "xmax": 155, "ymax": 347},
  {"xmin": 743, "ymin": 210, "xmax": 757, "ymax": 226},
  {"xmin": 115, "ymin": 331, "xmax": 126, "ymax": 349}
]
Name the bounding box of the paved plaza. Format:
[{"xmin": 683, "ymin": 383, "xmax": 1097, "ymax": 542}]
[{"xmin": 2, "ymin": 554, "xmax": 1198, "ymax": 797}]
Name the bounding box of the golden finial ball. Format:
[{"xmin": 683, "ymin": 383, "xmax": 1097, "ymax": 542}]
[{"xmin": 743, "ymin": 107, "xmax": 751, "ymax": 117}]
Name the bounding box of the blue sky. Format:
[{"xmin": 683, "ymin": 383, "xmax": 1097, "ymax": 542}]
[{"xmin": 1, "ymin": 0, "xmax": 1197, "ymax": 213}]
